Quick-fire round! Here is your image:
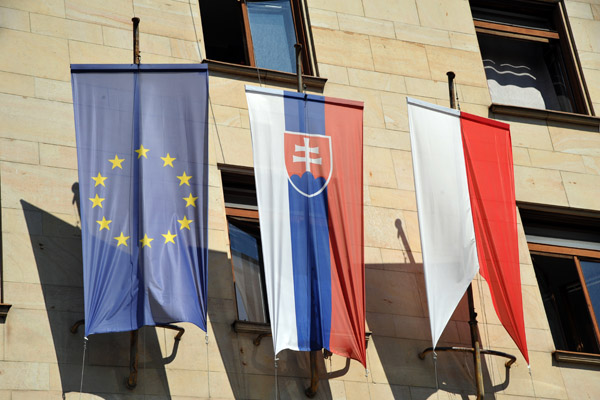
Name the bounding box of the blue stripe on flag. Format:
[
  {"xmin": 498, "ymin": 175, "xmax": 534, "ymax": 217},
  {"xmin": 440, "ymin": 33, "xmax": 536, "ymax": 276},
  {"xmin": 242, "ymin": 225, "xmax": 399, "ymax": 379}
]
[{"xmin": 284, "ymin": 93, "xmax": 332, "ymax": 351}]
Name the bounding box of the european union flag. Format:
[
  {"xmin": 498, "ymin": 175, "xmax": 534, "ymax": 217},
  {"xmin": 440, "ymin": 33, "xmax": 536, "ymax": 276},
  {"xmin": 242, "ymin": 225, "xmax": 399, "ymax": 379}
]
[{"xmin": 71, "ymin": 65, "xmax": 208, "ymax": 336}]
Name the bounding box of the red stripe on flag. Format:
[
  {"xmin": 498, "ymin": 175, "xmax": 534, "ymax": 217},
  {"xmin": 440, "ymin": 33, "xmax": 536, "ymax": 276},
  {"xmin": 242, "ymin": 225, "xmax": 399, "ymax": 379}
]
[
  {"xmin": 325, "ymin": 98, "xmax": 366, "ymax": 367},
  {"xmin": 460, "ymin": 111, "xmax": 529, "ymax": 364}
]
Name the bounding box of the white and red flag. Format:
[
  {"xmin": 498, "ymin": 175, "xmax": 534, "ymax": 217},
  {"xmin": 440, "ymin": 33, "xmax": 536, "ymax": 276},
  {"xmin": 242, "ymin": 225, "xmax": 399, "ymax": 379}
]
[{"xmin": 407, "ymin": 98, "xmax": 529, "ymax": 364}]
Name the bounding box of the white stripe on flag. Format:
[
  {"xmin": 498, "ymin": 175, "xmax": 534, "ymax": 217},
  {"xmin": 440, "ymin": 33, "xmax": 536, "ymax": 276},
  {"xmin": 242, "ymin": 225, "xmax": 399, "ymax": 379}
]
[
  {"xmin": 407, "ymin": 97, "xmax": 480, "ymax": 348},
  {"xmin": 246, "ymin": 86, "xmax": 299, "ymax": 354}
]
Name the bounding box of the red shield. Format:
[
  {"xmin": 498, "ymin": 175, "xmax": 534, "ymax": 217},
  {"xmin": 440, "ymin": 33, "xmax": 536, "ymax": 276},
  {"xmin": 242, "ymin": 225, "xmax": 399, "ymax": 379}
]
[{"xmin": 284, "ymin": 131, "xmax": 332, "ymax": 197}]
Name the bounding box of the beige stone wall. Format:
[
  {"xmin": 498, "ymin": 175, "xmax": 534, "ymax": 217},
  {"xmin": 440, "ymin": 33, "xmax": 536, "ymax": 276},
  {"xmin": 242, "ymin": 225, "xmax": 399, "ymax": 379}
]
[{"xmin": 1, "ymin": 0, "xmax": 599, "ymax": 399}]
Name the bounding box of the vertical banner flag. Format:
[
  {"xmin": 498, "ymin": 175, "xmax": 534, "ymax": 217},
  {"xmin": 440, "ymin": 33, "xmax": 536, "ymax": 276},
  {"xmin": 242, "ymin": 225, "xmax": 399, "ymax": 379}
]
[
  {"xmin": 246, "ymin": 86, "xmax": 366, "ymax": 366},
  {"xmin": 407, "ymin": 97, "xmax": 528, "ymax": 364},
  {"xmin": 72, "ymin": 65, "xmax": 209, "ymax": 336}
]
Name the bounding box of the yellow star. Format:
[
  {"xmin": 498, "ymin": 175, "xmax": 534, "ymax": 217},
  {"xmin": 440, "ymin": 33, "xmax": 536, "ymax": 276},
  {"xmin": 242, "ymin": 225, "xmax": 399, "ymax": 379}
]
[
  {"xmin": 89, "ymin": 194, "xmax": 105, "ymax": 208},
  {"xmin": 140, "ymin": 234, "xmax": 154, "ymax": 248},
  {"xmin": 92, "ymin": 173, "xmax": 107, "ymax": 187},
  {"xmin": 177, "ymin": 171, "xmax": 192, "ymax": 186},
  {"xmin": 135, "ymin": 145, "xmax": 149, "ymax": 159},
  {"xmin": 109, "ymin": 155, "xmax": 124, "ymax": 169},
  {"xmin": 183, "ymin": 193, "xmax": 198, "ymax": 208},
  {"xmin": 177, "ymin": 215, "xmax": 193, "ymax": 230},
  {"xmin": 114, "ymin": 232, "xmax": 130, "ymax": 247},
  {"xmin": 162, "ymin": 230, "xmax": 177, "ymax": 244},
  {"xmin": 161, "ymin": 153, "xmax": 176, "ymax": 167},
  {"xmin": 96, "ymin": 217, "xmax": 112, "ymax": 231}
]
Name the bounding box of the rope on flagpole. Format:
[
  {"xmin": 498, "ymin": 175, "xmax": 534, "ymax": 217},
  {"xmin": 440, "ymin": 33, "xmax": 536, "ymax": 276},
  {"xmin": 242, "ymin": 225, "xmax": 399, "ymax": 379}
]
[
  {"xmin": 274, "ymin": 356, "xmax": 280, "ymax": 400},
  {"xmin": 206, "ymin": 333, "xmax": 211, "ymax": 398},
  {"xmin": 433, "ymin": 351, "xmax": 441, "ymax": 400},
  {"xmin": 78, "ymin": 336, "xmax": 88, "ymax": 400},
  {"xmin": 476, "ymin": 273, "xmax": 498, "ymax": 393},
  {"xmin": 188, "ymin": 0, "xmax": 226, "ymax": 163}
]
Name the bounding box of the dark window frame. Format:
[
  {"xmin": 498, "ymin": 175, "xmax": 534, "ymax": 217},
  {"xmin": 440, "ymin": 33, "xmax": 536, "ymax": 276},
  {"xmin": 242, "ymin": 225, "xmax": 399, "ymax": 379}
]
[
  {"xmin": 219, "ymin": 164, "xmax": 272, "ymax": 333},
  {"xmin": 471, "ymin": 0, "xmax": 595, "ymax": 117},
  {"xmin": 199, "ymin": 0, "xmax": 320, "ymax": 80}
]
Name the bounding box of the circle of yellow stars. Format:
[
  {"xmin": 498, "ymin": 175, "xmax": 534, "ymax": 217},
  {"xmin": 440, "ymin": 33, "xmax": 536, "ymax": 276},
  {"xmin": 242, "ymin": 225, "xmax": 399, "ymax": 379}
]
[{"xmin": 88, "ymin": 145, "xmax": 196, "ymax": 250}]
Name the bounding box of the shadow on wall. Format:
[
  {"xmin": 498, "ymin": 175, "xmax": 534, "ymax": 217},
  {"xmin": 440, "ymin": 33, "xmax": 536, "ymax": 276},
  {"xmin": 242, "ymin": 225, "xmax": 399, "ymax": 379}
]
[
  {"xmin": 20, "ymin": 192, "xmax": 173, "ymax": 398},
  {"xmin": 363, "ymin": 218, "xmax": 512, "ymax": 399}
]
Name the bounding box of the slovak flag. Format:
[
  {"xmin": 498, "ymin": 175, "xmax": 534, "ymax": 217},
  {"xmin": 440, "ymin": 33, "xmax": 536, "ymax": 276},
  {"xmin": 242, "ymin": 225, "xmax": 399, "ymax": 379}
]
[
  {"xmin": 407, "ymin": 98, "xmax": 529, "ymax": 364},
  {"xmin": 246, "ymin": 86, "xmax": 366, "ymax": 366}
]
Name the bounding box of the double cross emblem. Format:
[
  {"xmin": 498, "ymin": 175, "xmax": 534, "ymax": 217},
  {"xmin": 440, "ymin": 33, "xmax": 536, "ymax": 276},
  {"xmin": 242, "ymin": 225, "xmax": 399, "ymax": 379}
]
[
  {"xmin": 292, "ymin": 137, "xmax": 322, "ymax": 173},
  {"xmin": 284, "ymin": 132, "xmax": 332, "ymax": 198}
]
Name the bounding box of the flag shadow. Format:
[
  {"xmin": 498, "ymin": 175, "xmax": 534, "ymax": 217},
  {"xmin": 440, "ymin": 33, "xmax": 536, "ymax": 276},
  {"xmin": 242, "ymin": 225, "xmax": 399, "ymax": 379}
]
[
  {"xmin": 207, "ymin": 245, "xmax": 338, "ymax": 399},
  {"xmin": 362, "ymin": 218, "xmax": 511, "ymax": 399},
  {"xmin": 21, "ymin": 197, "xmax": 174, "ymax": 398}
]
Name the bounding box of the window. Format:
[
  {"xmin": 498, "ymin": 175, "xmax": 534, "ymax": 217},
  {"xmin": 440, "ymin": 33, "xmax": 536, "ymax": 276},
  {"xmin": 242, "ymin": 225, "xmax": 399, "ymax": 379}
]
[
  {"xmin": 220, "ymin": 166, "xmax": 269, "ymax": 324},
  {"xmin": 199, "ymin": 0, "xmax": 313, "ymax": 75},
  {"xmin": 522, "ymin": 208, "xmax": 600, "ymax": 356},
  {"xmin": 470, "ymin": 0, "xmax": 593, "ymax": 115}
]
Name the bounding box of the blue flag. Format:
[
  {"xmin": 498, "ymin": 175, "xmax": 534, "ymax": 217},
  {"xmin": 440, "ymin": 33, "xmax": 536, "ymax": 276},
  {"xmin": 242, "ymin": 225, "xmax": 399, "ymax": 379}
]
[{"xmin": 71, "ymin": 64, "xmax": 208, "ymax": 336}]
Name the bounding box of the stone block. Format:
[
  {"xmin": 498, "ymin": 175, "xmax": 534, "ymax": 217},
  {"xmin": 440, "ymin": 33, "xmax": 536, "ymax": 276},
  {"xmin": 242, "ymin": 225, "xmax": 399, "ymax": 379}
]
[
  {"xmin": 217, "ymin": 126, "xmax": 253, "ymax": 167},
  {"xmin": 309, "ymin": 8, "xmax": 340, "ymax": 30},
  {"xmin": 512, "ymin": 147, "xmax": 531, "ymax": 166},
  {"xmin": 5, "ymin": 308, "xmax": 59, "ymax": 363},
  {"xmin": 425, "ymin": 45, "xmax": 488, "ymax": 88},
  {"xmin": 513, "ymin": 166, "xmax": 569, "ymax": 206},
  {"xmin": 133, "ymin": 0, "xmax": 200, "ymax": 41},
  {"xmin": 496, "ymin": 115, "xmax": 552, "ymax": 150},
  {"xmin": 566, "ymin": 1, "xmax": 593, "ymax": 19},
  {"xmin": 404, "ymin": 77, "xmax": 448, "ymax": 100},
  {"xmin": 570, "ymin": 17, "xmax": 600, "ymax": 52},
  {"xmin": 1, "ymin": 162, "xmax": 79, "ymax": 214},
  {"xmin": 380, "ymin": 248, "xmax": 423, "ymax": 272},
  {"xmin": 394, "ymin": 22, "xmax": 451, "ymax": 47},
  {"xmin": 319, "ymin": 63, "xmax": 349, "ymax": 85},
  {"xmin": 449, "ymin": 31, "xmax": 480, "ymax": 52},
  {"xmin": 170, "ymin": 38, "xmax": 201, "ymax": 61},
  {"xmin": 529, "ymin": 351, "xmax": 569, "ymax": 399},
  {"xmin": 369, "ymin": 187, "xmax": 416, "ymax": 211},
  {"xmin": 366, "ymin": 268, "xmax": 425, "ymax": 316},
  {"xmin": 560, "ymin": 358, "xmax": 600, "ymax": 399},
  {"xmin": 39, "ymin": 144, "xmax": 77, "ymax": 170},
  {"xmin": 0, "ymin": 361, "xmax": 49, "ymax": 390},
  {"xmin": 344, "ymin": 381, "xmax": 369, "ymax": 400},
  {"xmin": 416, "ymin": 0, "xmax": 476, "ymax": 34},
  {"xmin": 390, "ymin": 150, "xmax": 414, "ymax": 191},
  {"xmin": 211, "ymin": 105, "xmax": 243, "ymax": 128},
  {"xmin": 30, "ymin": 13, "xmax": 103, "ymax": 44},
  {"xmin": 583, "ymin": 67, "xmax": 600, "ymax": 104},
  {"xmin": 363, "ymin": 0, "xmax": 419, "ymax": 24},
  {"xmin": 0, "ymin": 138, "xmax": 39, "ymax": 165},
  {"xmin": 1, "ymin": 0, "xmax": 64, "ymax": 17},
  {"xmin": 548, "ymin": 121, "xmax": 600, "ymax": 156},
  {"xmin": 0, "ymin": 71, "xmax": 35, "ymax": 97},
  {"xmin": 348, "ymin": 69, "xmax": 406, "ymax": 93},
  {"xmin": 69, "ymin": 40, "xmax": 134, "ymax": 64},
  {"xmin": 0, "ymin": 6, "xmax": 30, "ymax": 31},
  {"xmin": 209, "ymin": 75, "xmax": 248, "ymax": 109},
  {"xmin": 2, "ymin": 207, "xmax": 42, "ymax": 234},
  {"xmin": 364, "ymin": 246, "xmax": 382, "ymax": 264},
  {"xmin": 371, "ymin": 37, "xmax": 430, "ymax": 79},
  {"xmin": 313, "ymin": 28, "xmax": 374, "ymax": 70},
  {"xmin": 364, "ymin": 146, "xmax": 396, "ymax": 188},
  {"xmin": 101, "ymin": 26, "xmax": 131, "ymax": 49},
  {"xmin": 308, "ymin": 0, "xmax": 364, "ymax": 16},
  {"xmin": 159, "ymin": 323, "xmax": 209, "ymax": 371},
  {"xmin": 338, "ymin": 14, "xmax": 395, "ymax": 38},
  {"xmin": 363, "ymin": 206, "xmax": 404, "ymax": 250},
  {"xmin": 208, "ymin": 371, "xmax": 236, "ymax": 398},
  {"xmin": 456, "ymin": 84, "xmax": 491, "ymax": 106},
  {"xmin": 65, "ymin": 0, "xmax": 133, "ymax": 30},
  {"xmin": 579, "ymin": 50, "xmax": 600, "ymax": 70},
  {"xmin": 562, "ymin": 171, "xmax": 600, "ymax": 209},
  {"xmin": 207, "ymin": 249, "xmax": 234, "ymax": 301},
  {"xmin": 528, "ymin": 149, "xmax": 586, "ymax": 173},
  {"xmin": 140, "ymin": 32, "xmax": 172, "ymax": 57},
  {"xmin": 364, "ymin": 127, "xmax": 410, "ymax": 151},
  {"xmin": 3, "ymin": 281, "xmax": 45, "ymax": 310},
  {"xmin": 594, "ymin": 4, "xmax": 600, "ymax": 20},
  {"xmin": 583, "ymin": 155, "xmax": 600, "ymax": 174},
  {"xmin": 381, "ymin": 92, "xmax": 409, "ymax": 131},
  {"xmin": 34, "ymin": 78, "xmax": 72, "ymax": 103},
  {"xmin": 0, "ymin": 28, "xmax": 69, "ymax": 81}
]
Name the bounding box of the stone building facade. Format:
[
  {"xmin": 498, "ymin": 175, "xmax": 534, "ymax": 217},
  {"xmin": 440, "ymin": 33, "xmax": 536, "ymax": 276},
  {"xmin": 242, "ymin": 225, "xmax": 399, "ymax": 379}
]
[{"xmin": 1, "ymin": 0, "xmax": 600, "ymax": 399}]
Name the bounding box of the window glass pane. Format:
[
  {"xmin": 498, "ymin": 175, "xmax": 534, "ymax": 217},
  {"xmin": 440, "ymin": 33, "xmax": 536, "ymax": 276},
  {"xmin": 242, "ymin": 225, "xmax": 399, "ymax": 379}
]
[
  {"xmin": 199, "ymin": 0, "xmax": 248, "ymax": 65},
  {"xmin": 532, "ymin": 254, "xmax": 599, "ymax": 353},
  {"xmin": 247, "ymin": 0, "xmax": 297, "ymax": 73},
  {"xmin": 228, "ymin": 221, "xmax": 268, "ymax": 323},
  {"xmin": 478, "ymin": 34, "xmax": 574, "ymax": 112},
  {"xmin": 580, "ymin": 260, "xmax": 600, "ymax": 328}
]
